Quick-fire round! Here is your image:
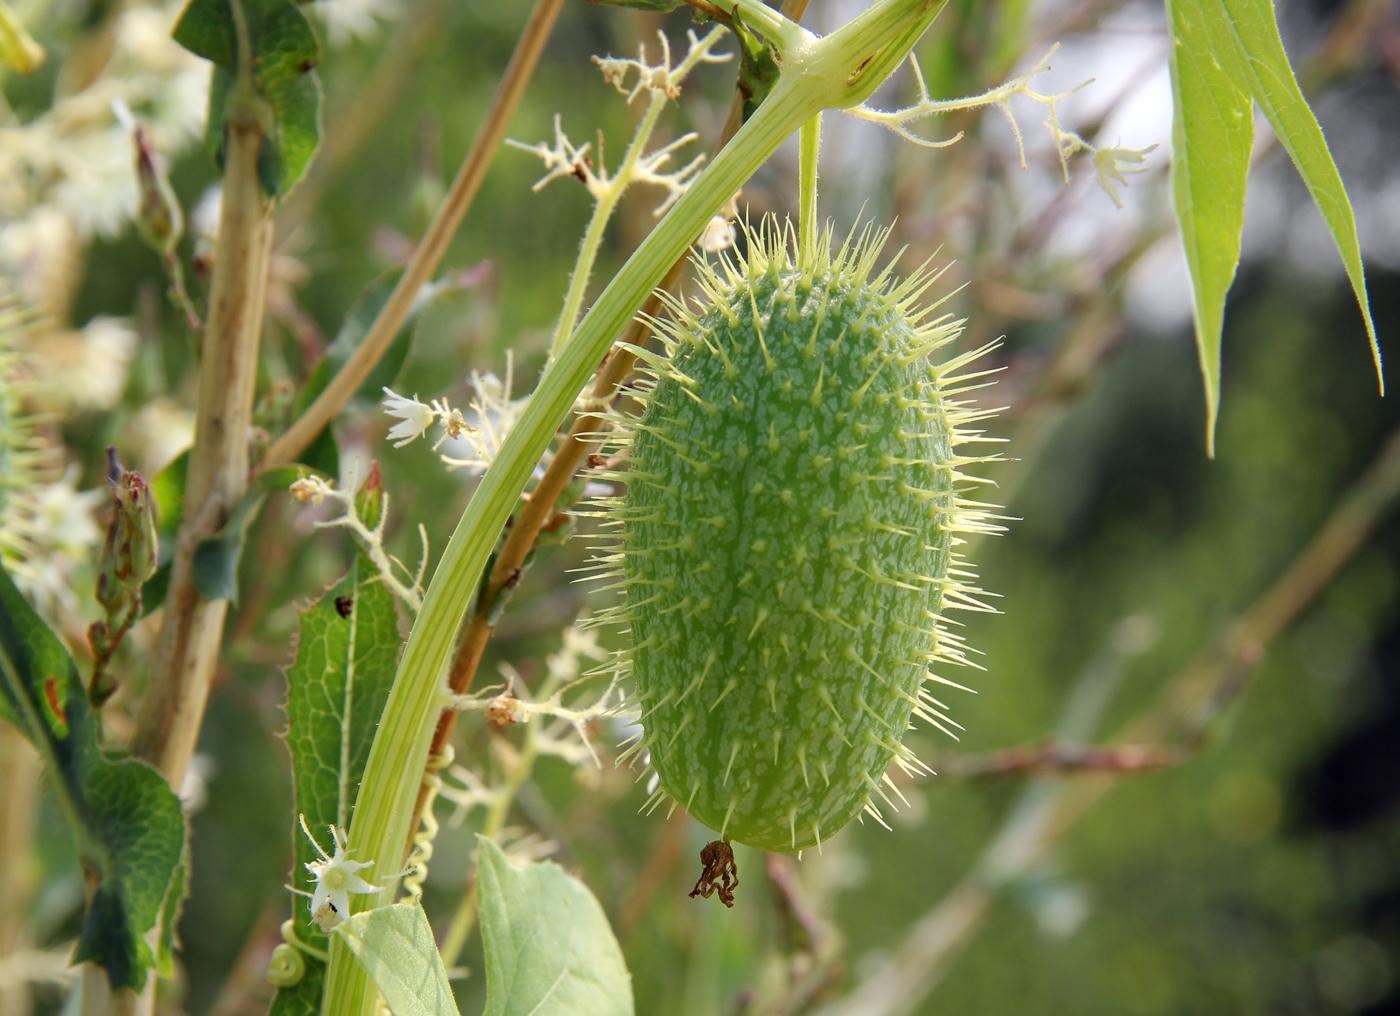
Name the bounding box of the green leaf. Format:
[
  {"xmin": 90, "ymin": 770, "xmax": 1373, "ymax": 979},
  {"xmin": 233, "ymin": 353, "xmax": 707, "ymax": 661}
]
[
  {"xmin": 734, "ymin": 9, "xmax": 781, "ymax": 122},
  {"xmin": 1216, "ymin": 0, "xmax": 1381, "ymax": 391},
  {"xmin": 150, "ymin": 450, "xmax": 188, "ymax": 536},
  {"xmin": 476, "ymin": 837, "xmax": 634, "ymax": 1016},
  {"xmin": 1165, "ymin": 0, "xmax": 1254, "ymax": 453},
  {"xmin": 173, "ymin": 0, "xmax": 322, "ymax": 197},
  {"xmin": 1166, "ymin": 0, "xmax": 1380, "ymax": 452},
  {"xmin": 0, "ymin": 565, "xmax": 185, "ymax": 992},
  {"xmin": 155, "ymin": 855, "xmax": 188, "ymax": 979},
  {"xmin": 142, "ymin": 450, "xmax": 187, "ymax": 617},
  {"xmin": 190, "ymin": 465, "xmax": 305, "ymax": 605},
  {"xmin": 270, "ymin": 556, "xmax": 400, "ymax": 1014},
  {"xmin": 335, "ymin": 903, "xmax": 460, "ymax": 1016}
]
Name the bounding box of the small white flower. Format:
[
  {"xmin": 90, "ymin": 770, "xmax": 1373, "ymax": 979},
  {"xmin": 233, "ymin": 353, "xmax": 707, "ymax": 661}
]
[
  {"xmin": 381, "ymin": 388, "xmax": 436, "ymax": 448},
  {"xmin": 1092, "ymin": 144, "xmax": 1158, "ymax": 209},
  {"xmin": 300, "ymin": 817, "xmax": 381, "ymax": 933}
]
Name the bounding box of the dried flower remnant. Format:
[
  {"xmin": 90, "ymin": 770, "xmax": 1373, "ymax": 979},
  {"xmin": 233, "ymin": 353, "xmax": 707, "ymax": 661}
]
[
  {"xmin": 689, "ymin": 840, "xmax": 738, "ymax": 908},
  {"xmin": 846, "ymin": 48, "xmax": 1157, "ymax": 208},
  {"xmin": 286, "ymin": 473, "xmax": 428, "ymax": 610}
]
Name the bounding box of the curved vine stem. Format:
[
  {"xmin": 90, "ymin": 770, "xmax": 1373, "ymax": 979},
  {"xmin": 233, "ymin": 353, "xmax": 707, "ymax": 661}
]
[
  {"xmin": 397, "ymin": 0, "xmax": 817, "ymax": 879},
  {"xmin": 323, "ymin": 4, "xmax": 948, "ymax": 1013}
]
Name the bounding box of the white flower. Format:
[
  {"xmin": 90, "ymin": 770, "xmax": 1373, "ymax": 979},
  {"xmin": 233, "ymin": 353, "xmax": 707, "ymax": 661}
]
[
  {"xmin": 438, "ymin": 355, "xmax": 531, "ymax": 476},
  {"xmin": 699, "ymin": 214, "xmax": 736, "ymax": 253},
  {"xmin": 1092, "ymin": 144, "xmax": 1158, "ymax": 209},
  {"xmin": 301, "ymin": 818, "xmax": 381, "ymax": 933},
  {"xmin": 381, "ymin": 388, "xmax": 436, "ymax": 448},
  {"xmin": 61, "ymin": 317, "xmax": 139, "ymax": 410}
]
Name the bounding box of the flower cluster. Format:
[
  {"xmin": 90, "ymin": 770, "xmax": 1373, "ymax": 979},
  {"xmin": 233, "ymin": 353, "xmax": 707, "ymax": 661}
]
[
  {"xmin": 440, "ymin": 623, "xmax": 614, "ymax": 836},
  {"xmin": 507, "ymin": 28, "xmax": 731, "ymax": 218},
  {"xmin": 380, "ymin": 354, "xmax": 534, "ymax": 475}
]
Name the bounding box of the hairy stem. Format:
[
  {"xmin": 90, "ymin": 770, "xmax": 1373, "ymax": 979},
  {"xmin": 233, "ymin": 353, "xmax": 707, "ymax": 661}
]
[
  {"xmin": 258, "ymin": 0, "xmax": 564, "ymax": 471},
  {"xmin": 400, "ymin": 0, "xmax": 817, "ymax": 872},
  {"xmin": 323, "ymin": 4, "xmax": 949, "ymax": 1013},
  {"xmin": 130, "ymin": 117, "xmax": 272, "ymax": 786}
]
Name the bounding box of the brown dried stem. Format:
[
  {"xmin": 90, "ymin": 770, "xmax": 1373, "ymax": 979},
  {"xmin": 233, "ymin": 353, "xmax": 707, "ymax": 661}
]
[
  {"xmin": 131, "ymin": 117, "xmax": 273, "ymax": 787},
  {"xmin": 257, "ymin": 0, "xmax": 565, "ymax": 472}
]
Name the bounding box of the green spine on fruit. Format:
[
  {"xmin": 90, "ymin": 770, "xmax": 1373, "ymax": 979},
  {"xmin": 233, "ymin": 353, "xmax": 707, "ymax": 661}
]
[{"xmin": 590, "ymin": 221, "xmax": 1000, "ymax": 853}]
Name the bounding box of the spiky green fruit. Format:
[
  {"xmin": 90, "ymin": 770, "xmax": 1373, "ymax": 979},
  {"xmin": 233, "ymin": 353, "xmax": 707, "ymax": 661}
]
[{"xmin": 596, "ymin": 224, "xmax": 998, "ymax": 853}]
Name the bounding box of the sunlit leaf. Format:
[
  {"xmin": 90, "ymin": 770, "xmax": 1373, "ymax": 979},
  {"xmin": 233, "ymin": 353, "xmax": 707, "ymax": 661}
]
[
  {"xmin": 335, "ymin": 903, "xmax": 460, "ymax": 1016},
  {"xmin": 1166, "ymin": 0, "xmax": 1380, "ymax": 451},
  {"xmin": 477, "ymin": 836, "xmax": 634, "ymax": 1016},
  {"xmin": 1165, "ymin": 0, "xmax": 1254, "ymax": 453},
  {"xmin": 1217, "ymin": 0, "xmax": 1381, "ymax": 391}
]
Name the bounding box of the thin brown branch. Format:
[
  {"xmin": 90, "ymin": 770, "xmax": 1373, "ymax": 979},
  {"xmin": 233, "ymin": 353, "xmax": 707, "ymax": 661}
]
[
  {"xmin": 940, "ymin": 740, "xmax": 1183, "ymax": 777},
  {"xmin": 130, "ymin": 118, "xmax": 273, "ymax": 786},
  {"xmin": 257, "ymin": 0, "xmax": 565, "ymax": 471}
]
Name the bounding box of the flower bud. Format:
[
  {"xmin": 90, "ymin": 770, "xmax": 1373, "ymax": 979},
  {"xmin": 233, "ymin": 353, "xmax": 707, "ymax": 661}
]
[
  {"xmin": 133, "ymin": 125, "xmax": 185, "ymax": 256},
  {"xmin": 96, "ymin": 459, "xmax": 159, "ymax": 616}
]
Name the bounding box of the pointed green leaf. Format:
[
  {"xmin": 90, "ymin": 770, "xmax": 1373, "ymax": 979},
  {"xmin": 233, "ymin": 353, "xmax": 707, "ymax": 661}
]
[
  {"xmin": 173, "ymin": 0, "xmax": 322, "ymax": 197},
  {"xmin": 0, "ymin": 566, "xmax": 185, "ymax": 991},
  {"xmin": 335, "ymin": 903, "xmax": 460, "ymax": 1016},
  {"xmin": 477, "ymin": 836, "xmax": 634, "ymax": 1016},
  {"xmin": 271, "ymin": 557, "xmax": 400, "ymax": 1014},
  {"xmin": 1165, "ymin": 0, "xmax": 1255, "ymax": 453},
  {"xmin": 1217, "ymin": 0, "xmax": 1381, "ymax": 392}
]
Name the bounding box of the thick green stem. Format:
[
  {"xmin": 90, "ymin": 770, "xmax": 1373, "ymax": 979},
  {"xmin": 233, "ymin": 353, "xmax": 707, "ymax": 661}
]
[{"xmin": 320, "ymin": 3, "xmax": 947, "ymax": 1012}]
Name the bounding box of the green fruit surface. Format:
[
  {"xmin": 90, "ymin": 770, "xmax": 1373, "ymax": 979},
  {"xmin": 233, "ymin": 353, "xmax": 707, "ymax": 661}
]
[{"xmin": 616, "ymin": 236, "xmax": 976, "ymax": 852}]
